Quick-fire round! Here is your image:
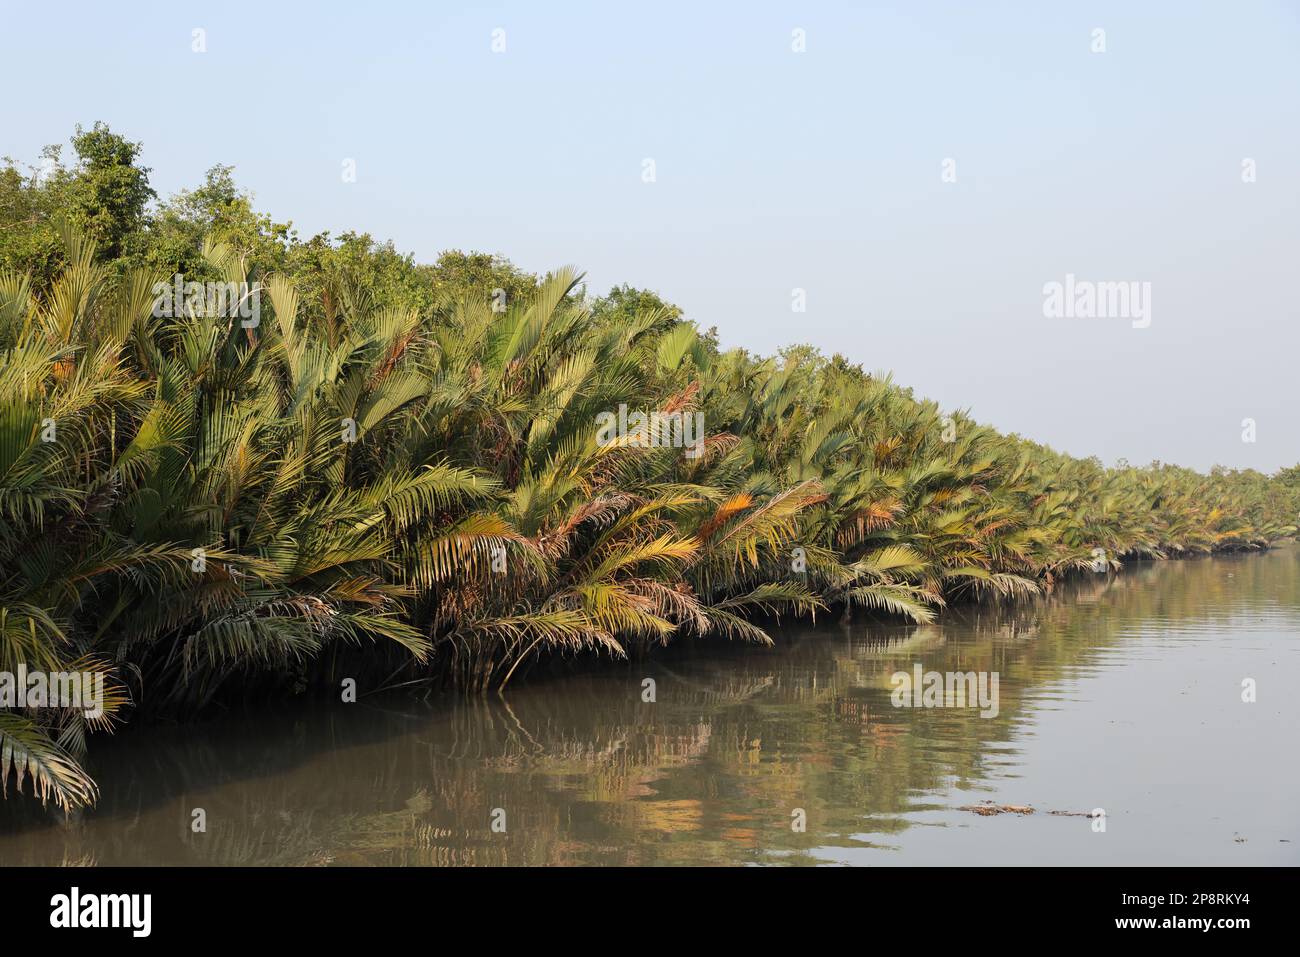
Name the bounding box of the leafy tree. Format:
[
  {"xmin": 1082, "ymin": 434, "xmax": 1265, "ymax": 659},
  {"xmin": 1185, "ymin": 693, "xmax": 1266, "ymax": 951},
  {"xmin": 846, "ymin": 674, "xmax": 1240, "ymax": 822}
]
[
  {"xmin": 0, "ymin": 146, "xmax": 73, "ymax": 285},
  {"xmin": 63, "ymin": 123, "xmax": 155, "ymax": 260},
  {"xmin": 419, "ymin": 249, "xmax": 539, "ymax": 309},
  {"xmin": 133, "ymin": 164, "xmax": 294, "ymax": 278}
]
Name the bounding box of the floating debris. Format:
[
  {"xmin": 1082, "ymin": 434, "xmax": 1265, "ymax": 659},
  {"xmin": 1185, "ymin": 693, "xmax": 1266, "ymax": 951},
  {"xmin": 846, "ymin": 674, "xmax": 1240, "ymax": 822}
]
[
  {"xmin": 958, "ymin": 801, "xmax": 1102, "ymax": 818},
  {"xmin": 958, "ymin": 802, "xmax": 1034, "ymax": 816}
]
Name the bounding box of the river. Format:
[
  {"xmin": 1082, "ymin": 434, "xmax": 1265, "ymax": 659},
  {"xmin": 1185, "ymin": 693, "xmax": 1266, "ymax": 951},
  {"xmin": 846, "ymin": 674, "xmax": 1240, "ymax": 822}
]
[{"xmin": 2, "ymin": 545, "xmax": 1296, "ymax": 865}]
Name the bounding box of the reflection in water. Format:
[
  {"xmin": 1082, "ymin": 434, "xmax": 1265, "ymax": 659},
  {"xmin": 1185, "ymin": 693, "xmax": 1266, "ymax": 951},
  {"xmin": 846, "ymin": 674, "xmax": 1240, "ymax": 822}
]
[{"xmin": 2, "ymin": 547, "xmax": 1298, "ymax": 866}]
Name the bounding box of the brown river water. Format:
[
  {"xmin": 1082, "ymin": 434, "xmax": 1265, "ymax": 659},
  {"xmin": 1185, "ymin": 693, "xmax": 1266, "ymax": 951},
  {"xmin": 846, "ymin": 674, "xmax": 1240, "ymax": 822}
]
[{"xmin": 2, "ymin": 545, "xmax": 1297, "ymax": 866}]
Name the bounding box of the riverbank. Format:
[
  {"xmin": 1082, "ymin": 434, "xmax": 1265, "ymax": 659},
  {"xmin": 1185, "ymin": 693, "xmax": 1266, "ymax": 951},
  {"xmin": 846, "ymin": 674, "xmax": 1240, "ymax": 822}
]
[{"xmin": 2, "ymin": 545, "xmax": 1295, "ymax": 865}]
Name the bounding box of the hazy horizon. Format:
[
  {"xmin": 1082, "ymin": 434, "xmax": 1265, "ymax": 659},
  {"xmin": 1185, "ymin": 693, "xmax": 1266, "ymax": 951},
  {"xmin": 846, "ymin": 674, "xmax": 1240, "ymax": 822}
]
[{"xmin": 3, "ymin": 0, "xmax": 1296, "ymax": 472}]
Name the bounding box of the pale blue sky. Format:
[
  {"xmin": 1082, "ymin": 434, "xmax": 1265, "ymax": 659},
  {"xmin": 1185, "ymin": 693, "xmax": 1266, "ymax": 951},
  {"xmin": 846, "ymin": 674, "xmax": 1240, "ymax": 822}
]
[{"xmin": 2, "ymin": 1, "xmax": 1297, "ymax": 471}]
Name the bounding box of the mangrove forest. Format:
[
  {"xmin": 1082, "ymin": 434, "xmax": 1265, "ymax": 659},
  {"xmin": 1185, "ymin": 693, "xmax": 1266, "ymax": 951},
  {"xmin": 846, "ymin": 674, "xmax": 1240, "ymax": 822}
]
[{"xmin": 1, "ymin": 125, "xmax": 1297, "ymax": 814}]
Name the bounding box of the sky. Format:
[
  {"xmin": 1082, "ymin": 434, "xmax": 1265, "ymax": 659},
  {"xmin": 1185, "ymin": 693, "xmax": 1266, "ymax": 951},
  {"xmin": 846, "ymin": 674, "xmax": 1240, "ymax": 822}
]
[{"xmin": 2, "ymin": 0, "xmax": 1297, "ymax": 472}]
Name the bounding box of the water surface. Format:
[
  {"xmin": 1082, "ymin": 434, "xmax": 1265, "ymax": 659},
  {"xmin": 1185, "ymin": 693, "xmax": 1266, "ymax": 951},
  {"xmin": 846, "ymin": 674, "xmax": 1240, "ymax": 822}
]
[{"xmin": 2, "ymin": 546, "xmax": 1297, "ymax": 865}]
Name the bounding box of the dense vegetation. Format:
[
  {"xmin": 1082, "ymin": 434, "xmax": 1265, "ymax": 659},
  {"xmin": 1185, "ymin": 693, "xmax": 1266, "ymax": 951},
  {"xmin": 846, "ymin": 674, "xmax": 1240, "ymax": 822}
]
[{"xmin": 2, "ymin": 125, "xmax": 1297, "ymax": 812}]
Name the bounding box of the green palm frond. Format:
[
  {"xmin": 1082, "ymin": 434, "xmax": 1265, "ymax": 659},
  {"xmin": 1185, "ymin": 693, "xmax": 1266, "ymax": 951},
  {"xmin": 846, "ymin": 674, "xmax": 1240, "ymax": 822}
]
[{"xmin": 0, "ymin": 713, "xmax": 98, "ymax": 812}]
